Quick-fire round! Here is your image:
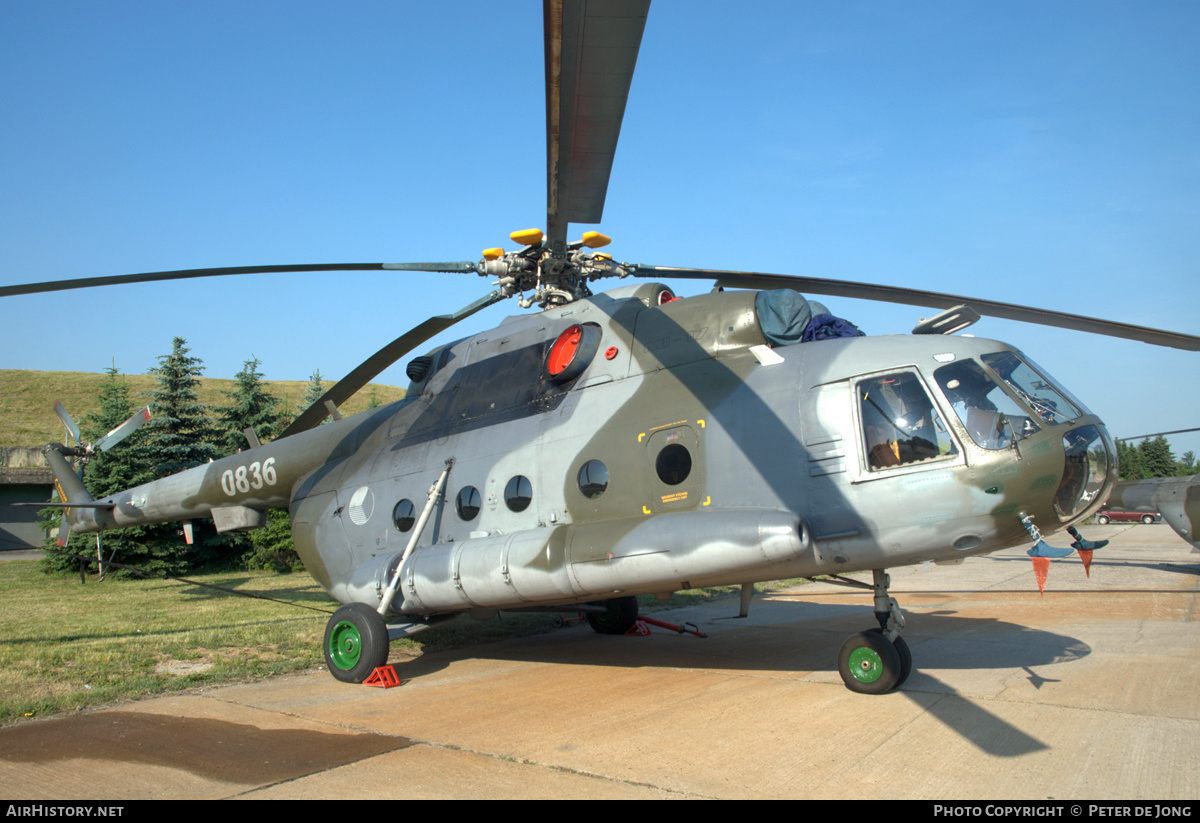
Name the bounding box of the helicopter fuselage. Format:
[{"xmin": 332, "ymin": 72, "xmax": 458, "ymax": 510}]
[{"xmin": 60, "ymin": 283, "xmax": 1116, "ymax": 620}]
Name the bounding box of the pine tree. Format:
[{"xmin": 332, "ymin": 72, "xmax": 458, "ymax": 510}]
[
  {"xmin": 213, "ymin": 357, "xmax": 302, "ymax": 570},
  {"xmin": 81, "ymin": 367, "xmax": 153, "ymax": 495},
  {"xmin": 137, "ymin": 337, "xmax": 222, "ymax": 571},
  {"xmin": 245, "ymin": 509, "xmax": 304, "ymax": 573},
  {"xmin": 302, "ymin": 369, "xmax": 331, "ymax": 426},
  {"xmin": 303, "ymin": 369, "xmax": 325, "ymax": 404},
  {"xmin": 1178, "ymin": 451, "xmax": 1196, "ymax": 477},
  {"xmin": 276, "ymin": 391, "xmax": 296, "ymax": 433},
  {"xmin": 1138, "ymin": 436, "xmax": 1175, "ymax": 479},
  {"xmin": 217, "ymin": 357, "xmax": 282, "ymax": 455},
  {"xmin": 1116, "ymin": 440, "xmax": 1143, "ymax": 480},
  {"xmin": 147, "ymin": 337, "xmax": 220, "ymax": 476}
]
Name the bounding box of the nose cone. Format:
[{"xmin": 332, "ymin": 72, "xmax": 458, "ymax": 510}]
[{"xmin": 1054, "ymin": 424, "xmax": 1117, "ymax": 522}]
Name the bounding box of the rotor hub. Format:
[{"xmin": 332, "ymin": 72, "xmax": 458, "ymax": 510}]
[{"xmin": 478, "ymin": 230, "xmax": 631, "ymax": 309}]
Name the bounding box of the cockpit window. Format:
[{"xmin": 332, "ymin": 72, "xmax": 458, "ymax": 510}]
[
  {"xmin": 858, "ymin": 373, "xmax": 958, "ymax": 471},
  {"xmin": 981, "ymin": 351, "xmax": 1081, "ymax": 425},
  {"xmin": 934, "ymin": 359, "xmax": 1040, "ymax": 450}
]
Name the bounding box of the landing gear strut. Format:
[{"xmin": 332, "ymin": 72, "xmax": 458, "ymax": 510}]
[{"xmin": 827, "ymin": 570, "xmax": 910, "ymax": 694}]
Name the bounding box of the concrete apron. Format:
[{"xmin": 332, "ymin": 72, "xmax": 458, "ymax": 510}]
[{"xmin": 1, "ymin": 523, "xmax": 1197, "ymax": 799}]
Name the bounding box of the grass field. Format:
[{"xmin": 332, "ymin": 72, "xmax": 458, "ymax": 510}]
[
  {"xmin": 0, "ymin": 369, "xmax": 405, "ymax": 448},
  {"xmin": 0, "ymin": 559, "xmax": 339, "ymax": 722},
  {"xmin": 0, "ymin": 556, "xmax": 772, "ymax": 724}
]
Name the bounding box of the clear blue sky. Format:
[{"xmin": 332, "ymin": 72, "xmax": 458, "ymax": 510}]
[{"xmin": 2, "ymin": 1, "xmax": 1198, "ymax": 457}]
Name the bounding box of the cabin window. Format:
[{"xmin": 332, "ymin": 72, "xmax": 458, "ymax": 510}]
[
  {"xmin": 456, "ymin": 486, "xmax": 481, "ymax": 520},
  {"xmin": 392, "ymin": 499, "xmax": 415, "ymax": 532},
  {"xmin": 934, "ymin": 360, "xmax": 1039, "ymax": 450},
  {"xmin": 858, "ymin": 372, "xmax": 958, "ymax": 470},
  {"xmin": 578, "ymin": 460, "xmax": 609, "ymax": 499},
  {"xmin": 980, "ymin": 351, "xmax": 1081, "ymax": 425},
  {"xmin": 504, "ymin": 475, "xmax": 533, "ymax": 512},
  {"xmin": 655, "ymin": 443, "xmax": 693, "ymax": 485}
]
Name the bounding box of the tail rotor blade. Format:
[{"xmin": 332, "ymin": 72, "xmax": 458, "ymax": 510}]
[
  {"xmin": 95, "ymin": 405, "xmax": 153, "ymax": 452},
  {"xmin": 53, "ymin": 401, "xmax": 82, "ymax": 446}
]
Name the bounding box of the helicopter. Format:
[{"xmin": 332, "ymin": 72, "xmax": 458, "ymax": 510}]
[
  {"xmin": 4, "ymin": 1, "xmax": 1200, "ymax": 695},
  {"xmin": 1107, "ymin": 474, "xmax": 1200, "ymax": 550},
  {"xmin": 1098, "ymin": 428, "xmax": 1200, "ymax": 551}
]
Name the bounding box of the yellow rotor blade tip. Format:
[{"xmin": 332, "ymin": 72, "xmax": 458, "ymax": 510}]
[{"xmin": 509, "ymin": 228, "xmax": 544, "ymax": 247}]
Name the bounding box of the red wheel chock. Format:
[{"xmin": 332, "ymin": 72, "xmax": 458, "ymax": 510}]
[
  {"xmin": 626, "ymin": 615, "xmax": 707, "ymax": 638},
  {"xmin": 364, "ymin": 665, "xmax": 403, "ymax": 688}
]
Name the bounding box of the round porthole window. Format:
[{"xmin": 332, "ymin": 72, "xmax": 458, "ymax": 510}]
[
  {"xmin": 655, "ymin": 444, "xmax": 692, "ymax": 486},
  {"xmin": 392, "ymin": 499, "xmax": 415, "ymax": 532},
  {"xmin": 456, "ymin": 486, "xmax": 481, "ymax": 520},
  {"xmin": 577, "ymin": 460, "xmax": 609, "ymax": 499},
  {"xmin": 504, "ymin": 475, "xmax": 533, "ymax": 512}
]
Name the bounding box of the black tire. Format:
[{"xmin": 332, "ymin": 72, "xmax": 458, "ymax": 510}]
[
  {"xmin": 865, "ymin": 628, "xmax": 912, "ymax": 689},
  {"xmin": 891, "ymin": 634, "xmax": 913, "ymax": 689},
  {"xmin": 1141, "ymin": 515, "xmax": 1154, "ymax": 525},
  {"xmin": 585, "ymin": 595, "xmax": 640, "ymax": 635},
  {"xmin": 1097, "ymin": 515, "xmax": 1110, "ymax": 525},
  {"xmin": 838, "ymin": 630, "xmax": 902, "ymax": 695},
  {"xmin": 324, "ymin": 603, "xmax": 390, "ymax": 683}
]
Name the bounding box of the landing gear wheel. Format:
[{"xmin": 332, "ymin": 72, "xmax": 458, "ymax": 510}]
[
  {"xmin": 324, "ymin": 603, "xmax": 390, "ymax": 683},
  {"xmin": 585, "ymin": 595, "xmax": 640, "ymax": 635},
  {"xmin": 893, "ymin": 635, "xmax": 912, "ymax": 688},
  {"xmin": 862, "ymin": 628, "xmax": 913, "ymax": 689},
  {"xmin": 838, "ymin": 630, "xmax": 903, "ymax": 695}
]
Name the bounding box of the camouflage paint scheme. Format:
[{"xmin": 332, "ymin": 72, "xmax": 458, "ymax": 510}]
[
  {"xmin": 52, "ymin": 281, "xmax": 1119, "ymax": 622},
  {"xmin": 1107, "ymin": 476, "xmax": 1200, "ymax": 550}
]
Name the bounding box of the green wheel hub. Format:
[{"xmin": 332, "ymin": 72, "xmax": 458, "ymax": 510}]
[
  {"xmin": 847, "ymin": 645, "xmax": 884, "ymax": 684},
  {"xmin": 328, "ymin": 620, "xmax": 363, "ymax": 670},
  {"xmin": 837, "ymin": 629, "xmax": 902, "ymax": 694},
  {"xmin": 323, "ymin": 603, "xmax": 389, "ymax": 683}
]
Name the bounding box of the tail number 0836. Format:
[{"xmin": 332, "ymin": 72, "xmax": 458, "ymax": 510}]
[{"xmin": 220, "ymin": 457, "xmax": 277, "ymax": 496}]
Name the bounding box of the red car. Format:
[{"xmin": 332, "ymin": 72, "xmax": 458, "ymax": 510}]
[{"xmin": 1095, "ymin": 510, "xmax": 1161, "ymax": 525}]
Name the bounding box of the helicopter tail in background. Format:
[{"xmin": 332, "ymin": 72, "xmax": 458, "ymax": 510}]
[
  {"xmin": 1107, "ymin": 475, "xmax": 1200, "ymax": 551},
  {"xmin": 30, "ymin": 401, "xmax": 153, "ymax": 546},
  {"xmin": 41, "ymin": 445, "xmax": 112, "ymax": 546}
]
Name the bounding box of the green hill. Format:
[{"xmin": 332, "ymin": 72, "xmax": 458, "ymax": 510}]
[{"xmin": 0, "ymin": 369, "xmax": 406, "ymax": 448}]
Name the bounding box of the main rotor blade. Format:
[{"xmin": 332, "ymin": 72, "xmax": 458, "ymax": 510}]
[
  {"xmin": 545, "ymin": 0, "xmax": 650, "ymax": 250},
  {"xmin": 1115, "ymin": 427, "xmax": 1200, "ymax": 443},
  {"xmin": 633, "ymin": 265, "xmax": 1200, "ymax": 351},
  {"xmin": 277, "ymin": 290, "xmax": 510, "ymax": 439},
  {"xmin": 0, "ymin": 262, "xmax": 477, "ymax": 298}
]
